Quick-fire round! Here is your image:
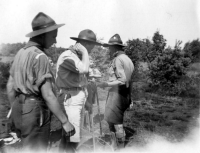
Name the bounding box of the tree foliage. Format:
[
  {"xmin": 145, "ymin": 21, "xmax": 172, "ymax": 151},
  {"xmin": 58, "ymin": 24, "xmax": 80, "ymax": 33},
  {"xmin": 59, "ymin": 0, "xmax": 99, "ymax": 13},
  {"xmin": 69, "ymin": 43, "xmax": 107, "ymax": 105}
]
[
  {"xmin": 148, "ymin": 37, "xmax": 191, "ymax": 95},
  {"xmin": 124, "ymin": 39, "xmax": 149, "ymax": 64},
  {"xmin": 124, "ymin": 31, "xmax": 194, "ymax": 96},
  {"xmin": 46, "ymin": 46, "xmax": 66, "ymax": 63},
  {"xmin": 183, "ymin": 39, "xmax": 200, "ymax": 63},
  {"xmin": 148, "ymin": 31, "xmax": 167, "ymax": 62},
  {"xmin": 124, "ymin": 38, "xmax": 151, "ymax": 82},
  {"xmin": 0, "ymin": 62, "xmax": 11, "ymax": 89},
  {"xmin": 0, "ymin": 42, "xmax": 26, "ymax": 55},
  {"xmin": 90, "ymin": 46, "xmax": 109, "ymax": 78}
]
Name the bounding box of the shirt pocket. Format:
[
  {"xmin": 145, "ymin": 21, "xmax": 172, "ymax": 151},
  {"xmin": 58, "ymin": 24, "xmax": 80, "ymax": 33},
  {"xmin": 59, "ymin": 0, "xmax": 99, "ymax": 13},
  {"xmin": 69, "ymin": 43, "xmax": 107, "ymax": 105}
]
[{"xmin": 64, "ymin": 93, "xmax": 72, "ymax": 106}]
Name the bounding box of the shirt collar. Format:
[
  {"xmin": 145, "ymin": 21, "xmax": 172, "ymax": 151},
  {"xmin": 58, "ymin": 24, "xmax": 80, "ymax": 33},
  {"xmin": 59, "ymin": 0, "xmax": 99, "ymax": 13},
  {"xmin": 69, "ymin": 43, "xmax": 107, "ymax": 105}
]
[
  {"xmin": 24, "ymin": 41, "xmax": 44, "ymax": 51},
  {"xmin": 113, "ymin": 51, "xmax": 125, "ymax": 57}
]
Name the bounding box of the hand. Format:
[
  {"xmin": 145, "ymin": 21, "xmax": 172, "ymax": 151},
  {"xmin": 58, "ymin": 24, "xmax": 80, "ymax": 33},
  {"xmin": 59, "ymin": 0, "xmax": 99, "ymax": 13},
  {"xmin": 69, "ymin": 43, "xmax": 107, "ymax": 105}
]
[
  {"xmin": 96, "ymin": 82, "xmax": 108, "ymax": 88},
  {"xmin": 62, "ymin": 121, "xmax": 76, "ymax": 137},
  {"xmin": 85, "ymin": 102, "xmax": 92, "ymax": 113},
  {"xmin": 74, "ymin": 43, "xmax": 87, "ymax": 55}
]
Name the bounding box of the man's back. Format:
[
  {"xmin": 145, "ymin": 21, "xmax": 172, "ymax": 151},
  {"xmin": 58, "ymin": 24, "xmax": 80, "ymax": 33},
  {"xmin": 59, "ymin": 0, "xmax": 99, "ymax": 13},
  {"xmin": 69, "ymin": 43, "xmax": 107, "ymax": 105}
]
[
  {"xmin": 113, "ymin": 53, "xmax": 134, "ymax": 86},
  {"xmin": 10, "ymin": 45, "xmax": 50, "ymax": 95}
]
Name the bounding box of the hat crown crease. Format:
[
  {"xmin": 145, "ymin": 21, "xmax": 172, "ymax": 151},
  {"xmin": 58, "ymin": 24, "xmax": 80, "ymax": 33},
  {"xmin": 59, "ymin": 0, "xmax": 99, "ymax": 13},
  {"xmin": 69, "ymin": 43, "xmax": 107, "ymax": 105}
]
[
  {"xmin": 31, "ymin": 12, "xmax": 56, "ymax": 30},
  {"xmin": 109, "ymin": 34, "xmax": 123, "ymax": 44},
  {"xmin": 33, "ymin": 21, "xmax": 56, "ymax": 31},
  {"xmin": 26, "ymin": 12, "xmax": 65, "ymax": 37}
]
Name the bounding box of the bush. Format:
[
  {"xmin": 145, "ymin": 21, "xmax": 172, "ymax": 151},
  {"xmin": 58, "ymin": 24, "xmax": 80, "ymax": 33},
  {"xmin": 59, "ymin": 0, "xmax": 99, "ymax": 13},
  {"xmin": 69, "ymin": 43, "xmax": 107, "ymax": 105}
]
[
  {"xmin": 148, "ymin": 46, "xmax": 191, "ymax": 96},
  {"xmin": 90, "ymin": 45, "xmax": 110, "ymax": 75},
  {"xmin": 183, "ymin": 39, "xmax": 200, "ymax": 63},
  {"xmin": 177, "ymin": 74, "xmax": 200, "ymax": 98},
  {"xmin": 0, "ymin": 62, "xmax": 10, "ymax": 89}
]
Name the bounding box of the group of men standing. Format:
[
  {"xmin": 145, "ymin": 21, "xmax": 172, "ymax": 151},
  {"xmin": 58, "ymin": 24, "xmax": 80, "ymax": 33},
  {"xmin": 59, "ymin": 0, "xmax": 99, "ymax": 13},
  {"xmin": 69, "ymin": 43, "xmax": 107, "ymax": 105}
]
[{"xmin": 6, "ymin": 12, "xmax": 134, "ymax": 152}]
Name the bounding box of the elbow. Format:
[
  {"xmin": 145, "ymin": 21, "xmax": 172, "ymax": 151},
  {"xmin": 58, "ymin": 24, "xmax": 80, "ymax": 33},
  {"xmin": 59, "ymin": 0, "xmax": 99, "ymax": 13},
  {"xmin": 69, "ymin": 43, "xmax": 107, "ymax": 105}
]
[
  {"xmin": 81, "ymin": 70, "xmax": 89, "ymax": 74},
  {"xmin": 79, "ymin": 66, "xmax": 89, "ymax": 74},
  {"xmin": 40, "ymin": 79, "xmax": 57, "ymax": 105},
  {"xmin": 42, "ymin": 90, "xmax": 55, "ymax": 102}
]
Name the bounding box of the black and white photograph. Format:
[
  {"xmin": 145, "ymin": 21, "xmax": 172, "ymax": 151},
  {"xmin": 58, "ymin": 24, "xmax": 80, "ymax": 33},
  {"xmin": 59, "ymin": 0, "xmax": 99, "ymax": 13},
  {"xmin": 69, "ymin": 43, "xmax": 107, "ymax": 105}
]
[{"xmin": 0, "ymin": 0, "xmax": 199, "ymax": 153}]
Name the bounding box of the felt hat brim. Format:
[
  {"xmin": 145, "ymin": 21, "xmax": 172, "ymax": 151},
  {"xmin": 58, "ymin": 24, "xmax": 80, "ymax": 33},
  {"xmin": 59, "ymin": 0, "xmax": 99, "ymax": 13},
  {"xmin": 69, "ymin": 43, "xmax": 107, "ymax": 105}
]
[
  {"xmin": 25, "ymin": 24, "xmax": 65, "ymax": 37},
  {"xmin": 102, "ymin": 42, "xmax": 126, "ymax": 47},
  {"xmin": 70, "ymin": 37, "xmax": 102, "ymax": 46}
]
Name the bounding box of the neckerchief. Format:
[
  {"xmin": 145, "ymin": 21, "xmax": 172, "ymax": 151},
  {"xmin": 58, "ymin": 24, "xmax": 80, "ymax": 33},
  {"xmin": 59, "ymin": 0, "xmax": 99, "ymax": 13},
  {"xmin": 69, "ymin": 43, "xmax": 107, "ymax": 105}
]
[
  {"xmin": 113, "ymin": 51, "xmax": 125, "ymax": 58},
  {"xmin": 24, "ymin": 40, "xmax": 44, "ymax": 51}
]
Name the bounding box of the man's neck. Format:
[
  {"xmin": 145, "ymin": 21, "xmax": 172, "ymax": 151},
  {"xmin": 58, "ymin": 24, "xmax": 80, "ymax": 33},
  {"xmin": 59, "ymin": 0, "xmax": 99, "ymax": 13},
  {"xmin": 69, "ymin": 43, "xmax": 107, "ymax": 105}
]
[
  {"xmin": 110, "ymin": 50, "xmax": 124, "ymax": 59},
  {"xmin": 29, "ymin": 38, "xmax": 44, "ymax": 50}
]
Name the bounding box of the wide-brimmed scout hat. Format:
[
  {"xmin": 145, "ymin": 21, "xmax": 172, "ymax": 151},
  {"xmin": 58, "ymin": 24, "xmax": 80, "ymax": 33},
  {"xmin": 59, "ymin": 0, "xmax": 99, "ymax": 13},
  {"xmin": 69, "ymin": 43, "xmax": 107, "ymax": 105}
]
[
  {"xmin": 103, "ymin": 34, "xmax": 126, "ymax": 47},
  {"xmin": 26, "ymin": 12, "xmax": 65, "ymax": 37},
  {"xmin": 70, "ymin": 29, "xmax": 101, "ymax": 46}
]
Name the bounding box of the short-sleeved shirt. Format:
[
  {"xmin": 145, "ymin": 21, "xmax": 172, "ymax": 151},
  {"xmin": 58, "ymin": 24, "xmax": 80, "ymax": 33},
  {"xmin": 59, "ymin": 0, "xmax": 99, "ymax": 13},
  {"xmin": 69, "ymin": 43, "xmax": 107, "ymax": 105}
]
[
  {"xmin": 56, "ymin": 46, "xmax": 88, "ymax": 89},
  {"xmin": 9, "ymin": 41, "xmax": 52, "ymax": 95},
  {"xmin": 108, "ymin": 51, "xmax": 134, "ymax": 87}
]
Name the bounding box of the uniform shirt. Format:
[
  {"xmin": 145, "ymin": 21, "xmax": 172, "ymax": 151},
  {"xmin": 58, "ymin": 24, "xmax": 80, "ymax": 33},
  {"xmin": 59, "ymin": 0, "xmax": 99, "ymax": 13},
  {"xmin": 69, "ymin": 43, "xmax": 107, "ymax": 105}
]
[
  {"xmin": 56, "ymin": 45, "xmax": 88, "ymax": 89},
  {"xmin": 108, "ymin": 51, "xmax": 134, "ymax": 87},
  {"xmin": 9, "ymin": 41, "xmax": 52, "ymax": 95}
]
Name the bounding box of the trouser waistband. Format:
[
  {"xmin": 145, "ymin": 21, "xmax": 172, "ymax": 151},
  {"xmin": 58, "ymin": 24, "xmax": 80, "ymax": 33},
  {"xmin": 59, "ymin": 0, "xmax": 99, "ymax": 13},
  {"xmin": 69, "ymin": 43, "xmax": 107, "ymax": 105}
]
[
  {"xmin": 16, "ymin": 93, "xmax": 44, "ymax": 104},
  {"xmin": 60, "ymin": 87, "xmax": 84, "ymax": 92}
]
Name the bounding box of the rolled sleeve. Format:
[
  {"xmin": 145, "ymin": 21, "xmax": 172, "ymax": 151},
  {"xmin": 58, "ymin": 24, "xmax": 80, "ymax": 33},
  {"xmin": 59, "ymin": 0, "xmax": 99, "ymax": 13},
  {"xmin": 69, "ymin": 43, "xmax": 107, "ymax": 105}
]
[
  {"xmin": 60, "ymin": 56, "xmax": 85, "ymax": 74},
  {"xmin": 34, "ymin": 54, "xmax": 52, "ymax": 87},
  {"xmin": 76, "ymin": 60, "xmax": 86, "ymax": 74},
  {"xmin": 114, "ymin": 58, "xmax": 126, "ymax": 83}
]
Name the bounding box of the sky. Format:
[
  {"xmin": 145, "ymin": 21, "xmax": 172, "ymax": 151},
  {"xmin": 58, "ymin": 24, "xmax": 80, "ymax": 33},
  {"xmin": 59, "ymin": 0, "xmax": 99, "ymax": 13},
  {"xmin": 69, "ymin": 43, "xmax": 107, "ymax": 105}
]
[{"xmin": 0, "ymin": 0, "xmax": 199, "ymax": 49}]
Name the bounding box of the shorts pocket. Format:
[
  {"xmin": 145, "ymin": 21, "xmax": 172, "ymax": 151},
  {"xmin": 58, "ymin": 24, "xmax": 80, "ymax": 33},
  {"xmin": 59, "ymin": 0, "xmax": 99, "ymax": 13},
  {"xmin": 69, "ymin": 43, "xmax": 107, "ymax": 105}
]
[{"xmin": 22, "ymin": 104, "xmax": 36, "ymax": 115}]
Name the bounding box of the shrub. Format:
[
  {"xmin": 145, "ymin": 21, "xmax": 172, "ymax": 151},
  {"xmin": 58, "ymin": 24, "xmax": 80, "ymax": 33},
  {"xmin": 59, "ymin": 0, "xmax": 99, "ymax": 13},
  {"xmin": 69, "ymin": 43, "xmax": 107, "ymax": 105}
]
[
  {"xmin": 183, "ymin": 39, "xmax": 200, "ymax": 63},
  {"xmin": 148, "ymin": 45, "xmax": 191, "ymax": 96},
  {"xmin": 177, "ymin": 74, "xmax": 200, "ymax": 98},
  {"xmin": 0, "ymin": 62, "xmax": 11, "ymax": 89}
]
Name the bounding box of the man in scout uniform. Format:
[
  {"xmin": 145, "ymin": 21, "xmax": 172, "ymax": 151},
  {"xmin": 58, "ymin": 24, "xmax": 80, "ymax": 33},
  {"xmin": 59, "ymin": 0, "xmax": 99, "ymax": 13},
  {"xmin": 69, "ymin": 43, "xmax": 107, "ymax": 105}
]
[
  {"xmin": 6, "ymin": 12, "xmax": 75, "ymax": 151},
  {"xmin": 97, "ymin": 34, "xmax": 134, "ymax": 148},
  {"xmin": 56, "ymin": 29, "xmax": 101, "ymax": 152}
]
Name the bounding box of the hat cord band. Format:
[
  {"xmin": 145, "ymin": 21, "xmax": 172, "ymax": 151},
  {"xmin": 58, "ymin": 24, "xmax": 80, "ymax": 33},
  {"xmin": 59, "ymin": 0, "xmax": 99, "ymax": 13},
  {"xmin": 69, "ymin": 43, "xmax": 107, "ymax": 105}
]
[
  {"xmin": 33, "ymin": 21, "xmax": 56, "ymax": 31},
  {"xmin": 109, "ymin": 41, "xmax": 123, "ymax": 44},
  {"xmin": 79, "ymin": 36, "xmax": 96, "ymax": 42}
]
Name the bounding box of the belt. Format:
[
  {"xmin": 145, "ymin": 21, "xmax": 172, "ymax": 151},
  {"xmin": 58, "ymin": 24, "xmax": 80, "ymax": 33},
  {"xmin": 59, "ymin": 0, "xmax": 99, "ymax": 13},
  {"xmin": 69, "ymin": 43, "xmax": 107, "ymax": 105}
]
[
  {"xmin": 17, "ymin": 93, "xmax": 44, "ymax": 104},
  {"xmin": 60, "ymin": 87, "xmax": 84, "ymax": 92}
]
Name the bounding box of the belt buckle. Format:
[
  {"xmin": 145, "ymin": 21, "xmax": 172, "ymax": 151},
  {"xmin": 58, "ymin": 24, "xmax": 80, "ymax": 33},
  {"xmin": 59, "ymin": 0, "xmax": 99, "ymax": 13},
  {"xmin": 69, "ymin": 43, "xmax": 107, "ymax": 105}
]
[{"xmin": 78, "ymin": 87, "xmax": 84, "ymax": 91}]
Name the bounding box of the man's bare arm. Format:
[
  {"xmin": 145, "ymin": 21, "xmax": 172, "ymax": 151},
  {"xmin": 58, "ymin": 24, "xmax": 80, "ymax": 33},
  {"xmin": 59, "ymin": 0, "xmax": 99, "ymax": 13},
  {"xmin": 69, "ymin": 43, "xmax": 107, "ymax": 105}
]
[
  {"xmin": 74, "ymin": 43, "xmax": 89, "ymax": 74},
  {"xmin": 6, "ymin": 75, "xmax": 16, "ymax": 106},
  {"xmin": 97, "ymin": 80, "xmax": 124, "ymax": 88},
  {"xmin": 41, "ymin": 79, "xmax": 75, "ymax": 135},
  {"xmin": 41, "ymin": 79, "xmax": 68, "ymax": 123}
]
